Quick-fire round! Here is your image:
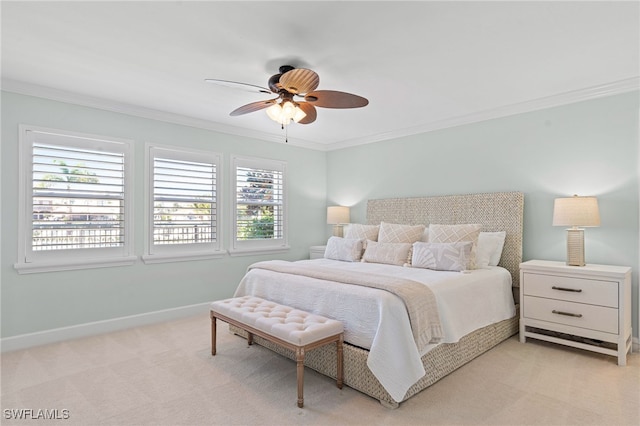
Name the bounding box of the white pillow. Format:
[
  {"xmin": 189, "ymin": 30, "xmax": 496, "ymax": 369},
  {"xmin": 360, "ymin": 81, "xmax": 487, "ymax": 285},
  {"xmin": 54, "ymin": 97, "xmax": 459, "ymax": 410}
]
[
  {"xmin": 344, "ymin": 224, "xmax": 379, "ymax": 241},
  {"xmin": 428, "ymin": 224, "xmax": 482, "ymax": 269},
  {"xmin": 420, "ymin": 226, "xmax": 430, "ymax": 242},
  {"xmin": 324, "ymin": 236, "xmax": 364, "ymax": 262},
  {"xmin": 362, "ymin": 240, "xmax": 412, "ymax": 266},
  {"xmin": 410, "ymin": 241, "xmax": 473, "ymax": 271},
  {"xmin": 476, "ymin": 231, "xmax": 507, "ymax": 268},
  {"xmin": 378, "ymin": 222, "xmax": 425, "ymax": 244}
]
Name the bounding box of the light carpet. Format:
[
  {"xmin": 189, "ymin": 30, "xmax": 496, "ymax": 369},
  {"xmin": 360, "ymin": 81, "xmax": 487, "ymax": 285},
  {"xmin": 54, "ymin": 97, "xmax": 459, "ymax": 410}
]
[{"xmin": 1, "ymin": 313, "xmax": 638, "ymax": 425}]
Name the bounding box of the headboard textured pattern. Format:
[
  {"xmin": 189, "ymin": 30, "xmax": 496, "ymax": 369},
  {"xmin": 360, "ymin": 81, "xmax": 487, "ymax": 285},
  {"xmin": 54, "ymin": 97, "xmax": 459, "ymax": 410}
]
[{"xmin": 367, "ymin": 192, "xmax": 524, "ymax": 287}]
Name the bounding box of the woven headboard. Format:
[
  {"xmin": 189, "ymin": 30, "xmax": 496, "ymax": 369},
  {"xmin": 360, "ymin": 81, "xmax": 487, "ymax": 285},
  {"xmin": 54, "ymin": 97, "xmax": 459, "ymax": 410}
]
[{"xmin": 367, "ymin": 191, "xmax": 524, "ymax": 287}]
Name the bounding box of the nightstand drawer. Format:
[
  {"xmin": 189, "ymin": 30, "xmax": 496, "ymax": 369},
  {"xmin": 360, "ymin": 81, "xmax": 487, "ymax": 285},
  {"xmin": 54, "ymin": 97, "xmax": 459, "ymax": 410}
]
[
  {"xmin": 523, "ymin": 296, "xmax": 618, "ymax": 334},
  {"xmin": 523, "ymin": 272, "xmax": 618, "ymax": 308}
]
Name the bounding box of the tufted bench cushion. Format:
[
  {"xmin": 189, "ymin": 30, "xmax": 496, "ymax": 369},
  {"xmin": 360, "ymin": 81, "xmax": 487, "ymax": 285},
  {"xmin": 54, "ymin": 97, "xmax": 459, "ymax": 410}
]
[
  {"xmin": 210, "ymin": 296, "xmax": 344, "ymax": 408},
  {"xmin": 210, "ymin": 296, "xmax": 344, "ymax": 346}
]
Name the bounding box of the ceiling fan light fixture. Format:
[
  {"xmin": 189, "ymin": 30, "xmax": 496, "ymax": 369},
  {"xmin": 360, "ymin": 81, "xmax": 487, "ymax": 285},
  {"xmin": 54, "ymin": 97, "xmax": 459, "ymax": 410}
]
[
  {"xmin": 266, "ymin": 100, "xmax": 306, "ymax": 126},
  {"xmin": 281, "ymin": 100, "xmax": 296, "ymax": 119},
  {"xmin": 207, "ymin": 65, "xmax": 367, "ymax": 128},
  {"xmin": 266, "ymin": 103, "xmax": 283, "ymax": 122},
  {"xmin": 292, "ymin": 105, "xmax": 307, "ymax": 123}
]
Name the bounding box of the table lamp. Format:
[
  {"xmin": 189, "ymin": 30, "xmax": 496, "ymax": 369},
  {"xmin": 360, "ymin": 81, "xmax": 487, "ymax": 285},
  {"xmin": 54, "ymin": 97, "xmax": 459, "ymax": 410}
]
[
  {"xmin": 327, "ymin": 206, "xmax": 350, "ymax": 237},
  {"xmin": 552, "ymin": 195, "xmax": 600, "ymax": 266}
]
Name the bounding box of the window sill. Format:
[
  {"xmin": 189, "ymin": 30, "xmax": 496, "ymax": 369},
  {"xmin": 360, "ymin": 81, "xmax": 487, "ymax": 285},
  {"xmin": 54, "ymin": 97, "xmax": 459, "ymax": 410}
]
[
  {"xmin": 14, "ymin": 256, "xmax": 138, "ymax": 274},
  {"xmin": 228, "ymin": 246, "xmax": 290, "ymax": 257},
  {"xmin": 141, "ymin": 251, "xmax": 227, "ymax": 264}
]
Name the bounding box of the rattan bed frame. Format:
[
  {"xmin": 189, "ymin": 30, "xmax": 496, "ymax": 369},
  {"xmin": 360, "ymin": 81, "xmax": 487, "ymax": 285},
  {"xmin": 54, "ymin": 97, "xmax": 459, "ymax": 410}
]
[{"xmin": 232, "ymin": 191, "xmax": 524, "ymax": 408}]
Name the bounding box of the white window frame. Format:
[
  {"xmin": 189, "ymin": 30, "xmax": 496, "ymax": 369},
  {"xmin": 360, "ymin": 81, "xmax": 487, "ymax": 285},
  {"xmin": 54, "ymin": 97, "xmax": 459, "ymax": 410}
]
[
  {"xmin": 142, "ymin": 144, "xmax": 225, "ymax": 264},
  {"xmin": 15, "ymin": 125, "xmax": 135, "ymax": 274},
  {"xmin": 230, "ymin": 155, "xmax": 289, "ymax": 256}
]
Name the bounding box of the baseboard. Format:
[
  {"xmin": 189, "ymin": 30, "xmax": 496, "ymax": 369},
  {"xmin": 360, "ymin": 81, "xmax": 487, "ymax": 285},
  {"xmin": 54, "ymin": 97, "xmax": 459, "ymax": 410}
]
[
  {"xmin": 0, "ymin": 302, "xmax": 211, "ymax": 353},
  {"xmin": 4, "ymin": 305, "xmax": 639, "ymax": 356}
]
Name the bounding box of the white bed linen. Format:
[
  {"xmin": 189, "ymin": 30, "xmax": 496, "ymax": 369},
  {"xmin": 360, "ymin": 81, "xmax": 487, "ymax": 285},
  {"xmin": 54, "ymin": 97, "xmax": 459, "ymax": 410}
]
[{"xmin": 233, "ymin": 258, "xmax": 515, "ymax": 402}]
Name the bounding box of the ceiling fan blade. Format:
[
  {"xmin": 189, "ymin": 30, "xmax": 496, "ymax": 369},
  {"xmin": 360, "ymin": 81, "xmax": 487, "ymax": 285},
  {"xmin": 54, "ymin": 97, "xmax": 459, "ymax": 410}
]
[
  {"xmin": 304, "ymin": 90, "xmax": 369, "ymax": 108},
  {"xmin": 230, "ymin": 99, "xmax": 277, "ymax": 116},
  {"xmin": 205, "ymin": 79, "xmax": 272, "ymax": 94},
  {"xmin": 296, "ymin": 102, "xmax": 317, "ymax": 125},
  {"xmin": 279, "ymin": 68, "xmax": 320, "ymax": 94}
]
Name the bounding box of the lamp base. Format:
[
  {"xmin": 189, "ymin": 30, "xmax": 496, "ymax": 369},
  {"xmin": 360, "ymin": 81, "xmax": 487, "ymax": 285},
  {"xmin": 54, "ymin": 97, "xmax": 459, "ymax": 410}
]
[
  {"xmin": 332, "ymin": 224, "xmax": 344, "ymax": 238},
  {"xmin": 566, "ymin": 228, "xmax": 585, "ymax": 266}
]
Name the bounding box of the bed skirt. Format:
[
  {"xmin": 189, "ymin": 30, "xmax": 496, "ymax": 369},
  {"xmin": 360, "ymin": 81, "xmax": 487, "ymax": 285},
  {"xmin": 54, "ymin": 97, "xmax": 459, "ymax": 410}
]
[{"xmin": 228, "ymin": 313, "xmax": 519, "ymax": 408}]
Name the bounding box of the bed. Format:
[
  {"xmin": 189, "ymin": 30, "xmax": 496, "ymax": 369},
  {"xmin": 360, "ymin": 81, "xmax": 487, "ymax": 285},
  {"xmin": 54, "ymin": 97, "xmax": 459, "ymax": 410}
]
[{"xmin": 230, "ymin": 191, "xmax": 524, "ymax": 408}]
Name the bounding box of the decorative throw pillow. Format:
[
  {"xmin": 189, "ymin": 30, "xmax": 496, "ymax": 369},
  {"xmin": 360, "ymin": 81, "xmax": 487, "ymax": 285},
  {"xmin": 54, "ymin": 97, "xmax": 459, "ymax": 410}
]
[
  {"xmin": 324, "ymin": 237, "xmax": 364, "ymax": 262},
  {"xmin": 378, "ymin": 222, "xmax": 425, "ymax": 244},
  {"xmin": 428, "ymin": 224, "xmax": 482, "ymax": 269},
  {"xmin": 344, "ymin": 224, "xmax": 380, "ymax": 241},
  {"xmin": 476, "ymin": 231, "xmax": 507, "ymax": 268},
  {"xmin": 411, "ymin": 241, "xmax": 473, "ymax": 271},
  {"xmin": 361, "ymin": 240, "xmax": 412, "ymax": 266}
]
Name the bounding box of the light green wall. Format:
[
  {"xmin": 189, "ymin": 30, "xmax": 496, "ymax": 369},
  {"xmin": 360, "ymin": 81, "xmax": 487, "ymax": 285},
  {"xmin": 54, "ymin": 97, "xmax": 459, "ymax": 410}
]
[
  {"xmin": 3, "ymin": 90, "xmax": 639, "ymax": 342},
  {"xmin": 327, "ymin": 91, "xmax": 639, "ymax": 339},
  {"xmin": 1, "ymin": 92, "xmax": 327, "ymax": 338}
]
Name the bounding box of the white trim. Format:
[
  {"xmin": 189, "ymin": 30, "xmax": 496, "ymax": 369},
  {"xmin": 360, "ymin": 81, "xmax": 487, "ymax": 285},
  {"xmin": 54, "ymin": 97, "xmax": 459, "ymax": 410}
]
[
  {"xmin": 15, "ymin": 125, "xmax": 135, "ymax": 271},
  {"xmin": 1, "ymin": 79, "xmax": 325, "ymax": 151},
  {"xmin": 230, "ymin": 155, "xmax": 288, "ymax": 253},
  {"xmin": 144, "ymin": 143, "xmax": 223, "ymax": 259},
  {"xmin": 141, "ymin": 251, "xmax": 226, "ymax": 264},
  {"xmin": 0, "ymin": 302, "xmax": 211, "ymax": 353},
  {"xmin": 228, "ymin": 246, "xmax": 290, "ymax": 257},
  {"xmin": 326, "ymin": 77, "xmax": 640, "ymax": 151},
  {"xmin": 3, "ymin": 78, "xmax": 638, "ymax": 152},
  {"xmin": 14, "ymin": 256, "xmax": 137, "ymax": 274}
]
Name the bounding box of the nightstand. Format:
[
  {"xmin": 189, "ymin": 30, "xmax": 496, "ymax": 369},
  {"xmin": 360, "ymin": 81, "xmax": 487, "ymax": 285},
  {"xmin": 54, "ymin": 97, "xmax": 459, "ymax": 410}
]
[
  {"xmin": 519, "ymin": 260, "xmax": 632, "ymax": 365},
  {"xmin": 309, "ymin": 245, "xmax": 326, "ymax": 260}
]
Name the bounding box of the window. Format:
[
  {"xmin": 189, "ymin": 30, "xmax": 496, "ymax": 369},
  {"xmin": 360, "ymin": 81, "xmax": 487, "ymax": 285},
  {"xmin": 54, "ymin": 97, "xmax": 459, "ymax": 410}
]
[
  {"xmin": 143, "ymin": 145, "xmax": 223, "ymax": 263},
  {"xmin": 16, "ymin": 125, "xmax": 134, "ymax": 273},
  {"xmin": 231, "ymin": 155, "xmax": 288, "ymax": 255}
]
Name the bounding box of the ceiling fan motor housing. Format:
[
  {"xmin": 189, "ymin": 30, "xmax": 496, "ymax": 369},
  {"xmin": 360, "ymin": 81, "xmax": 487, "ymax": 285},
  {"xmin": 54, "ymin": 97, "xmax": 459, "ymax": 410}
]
[
  {"xmin": 269, "ymin": 65, "xmax": 296, "ymax": 93},
  {"xmin": 268, "ymin": 73, "xmax": 283, "ymax": 93},
  {"xmin": 268, "ymin": 65, "xmax": 296, "ymax": 93}
]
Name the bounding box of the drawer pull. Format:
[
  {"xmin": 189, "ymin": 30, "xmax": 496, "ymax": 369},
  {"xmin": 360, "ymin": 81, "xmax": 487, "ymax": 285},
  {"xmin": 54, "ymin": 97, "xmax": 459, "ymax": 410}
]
[
  {"xmin": 551, "ymin": 286, "xmax": 582, "ymax": 293},
  {"xmin": 552, "ymin": 309, "xmax": 583, "ymax": 318}
]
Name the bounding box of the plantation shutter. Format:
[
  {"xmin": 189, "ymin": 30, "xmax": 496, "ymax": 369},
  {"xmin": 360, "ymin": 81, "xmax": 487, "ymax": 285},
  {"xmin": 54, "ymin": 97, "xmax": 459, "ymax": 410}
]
[
  {"xmin": 234, "ymin": 158, "xmax": 285, "ymax": 242},
  {"xmin": 153, "ymin": 157, "xmax": 216, "ymax": 245},
  {"xmin": 32, "ymin": 142, "xmax": 125, "ymax": 251}
]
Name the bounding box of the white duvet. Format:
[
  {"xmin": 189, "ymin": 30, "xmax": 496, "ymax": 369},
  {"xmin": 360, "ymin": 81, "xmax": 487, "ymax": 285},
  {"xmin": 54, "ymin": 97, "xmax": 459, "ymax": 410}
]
[{"xmin": 233, "ymin": 258, "xmax": 515, "ymax": 402}]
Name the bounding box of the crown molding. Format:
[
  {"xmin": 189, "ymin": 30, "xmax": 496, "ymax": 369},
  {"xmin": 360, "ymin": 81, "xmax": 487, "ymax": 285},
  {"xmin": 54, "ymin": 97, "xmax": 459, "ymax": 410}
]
[
  {"xmin": 326, "ymin": 77, "xmax": 640, "ymax": 151},
  {"xmin": 3, "ymin": 77, "xmax": 637, "ymax": 152},
  {"xmin": 0, "ymin": 79, "xmax": 327, "ymax": 151}
]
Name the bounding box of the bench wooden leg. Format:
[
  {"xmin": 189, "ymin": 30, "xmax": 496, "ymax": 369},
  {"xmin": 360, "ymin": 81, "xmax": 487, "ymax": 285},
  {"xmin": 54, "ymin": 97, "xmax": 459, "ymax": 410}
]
[
  {"xmin": 296, "ymin": 347, "xmax": 305, "ymax": 408},
  {"xmin": 336, "ymin": 335, "xmax": 343, "ymax": 389},
  {"xmin": 210, "ymin": 313, "xmax": 217, "ymax": 356},
  {"xmin": 209, "ymin": 305, "xmax": 343, "ymax": 408}
]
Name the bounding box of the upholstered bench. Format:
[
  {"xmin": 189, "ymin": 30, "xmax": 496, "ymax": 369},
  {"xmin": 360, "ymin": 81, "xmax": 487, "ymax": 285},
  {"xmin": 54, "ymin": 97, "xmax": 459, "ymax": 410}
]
[{"xmin": 210, "ymin": 296, "xmax": 344, "ymax": 408}]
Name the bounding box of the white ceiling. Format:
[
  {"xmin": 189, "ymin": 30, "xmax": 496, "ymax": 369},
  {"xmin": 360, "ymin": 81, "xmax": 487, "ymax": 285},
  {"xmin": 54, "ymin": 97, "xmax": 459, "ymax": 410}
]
[{"xmin": 2, "ymin": 1, "xmax": 638, "ymax": 150}]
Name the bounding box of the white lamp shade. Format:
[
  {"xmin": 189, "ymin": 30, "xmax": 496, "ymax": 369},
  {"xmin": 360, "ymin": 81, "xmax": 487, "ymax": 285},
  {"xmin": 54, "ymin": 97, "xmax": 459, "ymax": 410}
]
[
  {"xmin": 265, "ymin": 101, "xmax": 306, "ymax": 126},
  {"xmin": 552, "ymin": 196, "xmax": 600, "ymax": 227},
  {"xmin": 327, "ymin": 206, "xmax": 350, "ymax": 224},
  {"xmin": 265, "ymin": 103, "xmax": 283, "ymax": 122}
]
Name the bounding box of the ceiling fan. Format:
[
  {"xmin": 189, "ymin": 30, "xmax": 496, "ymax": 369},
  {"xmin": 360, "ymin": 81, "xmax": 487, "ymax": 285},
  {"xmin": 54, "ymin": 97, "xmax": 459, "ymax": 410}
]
[{"xmin": 205, "ymin": 65, "xmax": 369, "ymax": 127}]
